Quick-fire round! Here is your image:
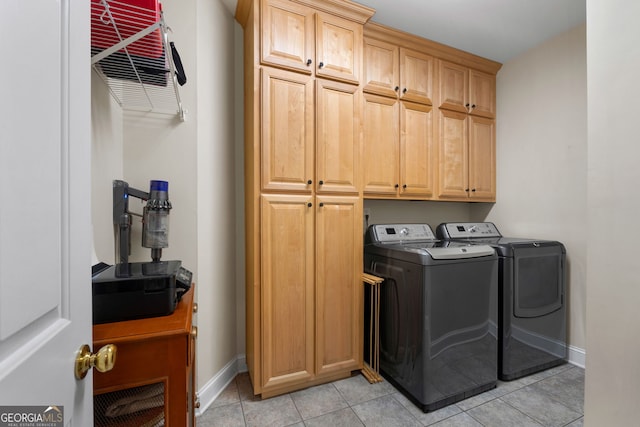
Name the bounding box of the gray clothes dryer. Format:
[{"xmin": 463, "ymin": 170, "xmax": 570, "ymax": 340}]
[
  {"xmin": 364, "ymin": 224, "xmax": 498, "ymax": 412},
  {"xmin": 436, "ymin": 222, "xmax": 567, "ymax": 381}
]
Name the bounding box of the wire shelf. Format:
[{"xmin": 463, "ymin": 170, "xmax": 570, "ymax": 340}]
[{"xmin": 91, "ymin": 0, "xmax": 186, "ymax": 120}]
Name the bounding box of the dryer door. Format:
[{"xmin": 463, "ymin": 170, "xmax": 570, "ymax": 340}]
[{"xmin": 512, "ymin": 244, "xmax": 565, "ymax": 318}]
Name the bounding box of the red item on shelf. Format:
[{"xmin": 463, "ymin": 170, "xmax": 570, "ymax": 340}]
[{"xmin": 91, "ymin": 0, "xmax": 164, "ymax": 59}]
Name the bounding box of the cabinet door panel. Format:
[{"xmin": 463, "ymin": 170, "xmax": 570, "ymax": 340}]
[
  {"xmin": 363, "ymin": 37, "xmax": 399, "ymax": 97},
  {"xmin": 261, "ymin": 68, "xmax": 314, "ymax": 192},
  {"xmin": 437, "ymin": 109, "xmax": 469, "ymax": 199},
  {"xmin": 316, "ymin": 13, "xmax": 362, "ymax": 84},
  {"xmin": 316, "ymin": 79, "xmax": 360, "ymax": 194},
  {"xmin": 261, "ymin": 194, "xmax": 315, "ymax": 389},
  {"xmin": 362, "ymin": 93, "xmax": 399, "ymax": 195},
  {"xmin": 316, "ymin": 196, "xmax": 362, "ymax": 375},
  {"xmin": 469, "ymin": 70, "xmax": 496, "ymax": 118},
  {"xmin": 439, "ymin": 60, "xmax": 468, "ymax": 113},
  {"xmin": 261, "ymin": 0, "xmax": 314, "ymax": 74},
  {"xmin": 400, "ymin": 48, "xmax": 434, "ymax": 105},
  {"xmin": 469, "ymin": 116, "xmax": 496, "ymax": 200},
  {"xmin": 400, "ymin": 101, "xmax": 434, "ymax": 197}
]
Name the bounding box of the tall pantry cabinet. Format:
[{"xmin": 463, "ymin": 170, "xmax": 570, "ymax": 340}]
[{"xmin": 236, "ymin": 0, "xmax": 375, "ymax": 398}]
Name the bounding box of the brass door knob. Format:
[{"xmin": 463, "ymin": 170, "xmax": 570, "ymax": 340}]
[{"xmin": 75, "ymin": 344, "xmax": 117, "ymax": 380}]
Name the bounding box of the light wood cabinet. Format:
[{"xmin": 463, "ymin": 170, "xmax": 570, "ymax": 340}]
[
  {"xmin": 362, "ymin": 34, "xmax": 436, "ymax": 200},
  {"xmin": 261, "ymin": 67, "xmax": 314, "ymax": 193},
  {"xmin": 316, "ymin": 79, "xmax": 360, "ymax": 194},
  {"xmin": 239, "ymin": 0, "xmax": 373, "ymax": 399},
  {"xmin": 261, "ymin": 69, "xmax": 359, "ymax": 195},
  {"xmin": 259, "ymin": 193, "xmax": 363, "ymax": 396},
  {"xmin": 436, "ymin": 109, "xmax": 495, "ymax": 201},
  {"xmin": 239, "ymin": 0, "xmax": 502, "ymax": 396},
  {"xmin": 261, "ymin": 0, "xmax": 363, "ymax": 84},
  {"xmin": 439, "ymin": 60, "xmax": 496, "ymax": 119},
  {"xmin": 363, "ymin": 37, "xmax": 434, "ymax": 105},
  {"xmin": 401, "ymin": 101, "xmax": 435, "ymax": 197},
  {"xmin": 362, "ymin": 93, "xmax": 399, "ymax": 195},
  {"xmin": 362, "ymin": 94, "xmax": 435, "ymax": 198},
  {"xmin": 260, "ymin": 194, "xmax": 315, "ymax": 391},
  {"xmin": 315, "ymin": 195, "xmax": 362, "ymax": 376}
]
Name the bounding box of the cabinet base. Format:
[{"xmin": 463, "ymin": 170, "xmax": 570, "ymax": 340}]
[{"xmin": 255, "ymin": 370, "xmax": 357, "ymax": 399}]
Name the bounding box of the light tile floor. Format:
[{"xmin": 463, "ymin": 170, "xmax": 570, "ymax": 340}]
[{"xmin": 198, "ymin": 364, "xmax": 584, "ymax": 426}]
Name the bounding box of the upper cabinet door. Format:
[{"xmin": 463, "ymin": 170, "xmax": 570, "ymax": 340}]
[
  {"xmin": 261, "ymin": 67, "xmax": 315, "ymax": 192},
  {"xmin": 399, "ymin": 48, "xmax": 434, "ymax": 105},
  {"xmin": 261, "ymin": 0, "xmax": 314, "ymax": 74},
  {"xmin": 363, "ymin": 37, "xmax": 399, "ymax": 98},
  {"xmin": 468, "ymin": 116, "xmax": 496, "ymax": 200},
  {"xmin": 439, "ymin": 60, "xmax": 469, "ymax": 113},
  {"xmin": 315, "ymin": 12, "xmax": 362, "ymax": 84},
  {"xmin": 469, "ymin": 70, "xmax": 496, "ymax": 118},
  {"xmin": 362, "ymin": 93, "xmax": 400, "ymax": 195},
  {"xmin": 316, "ymin": 79, "xmax": 360, "ymax": 194}
]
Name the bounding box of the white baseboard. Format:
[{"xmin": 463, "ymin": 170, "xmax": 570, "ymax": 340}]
[
  {"xmin": 195, "ymin": 354, "xmax": 247, "ymax": 417},
  {"xmin": 568, "ymin": 345, "xmax": 586, "ymax": 369}
]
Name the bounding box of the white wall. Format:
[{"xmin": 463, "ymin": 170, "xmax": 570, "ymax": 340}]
[
  {"xmin": 363, "ymin": 199, "xmax": 471, "ymax": 231},
  {"xmin": 91, "ymin": 0, "xmax": 239, "ymax": 401},
  {"xmin": 479, "ymin": 25, "xmax": 588, "ymax": 354},
  {"xmin": 585, "ymin": 1, "xmax": 640, "ymax": 423}
]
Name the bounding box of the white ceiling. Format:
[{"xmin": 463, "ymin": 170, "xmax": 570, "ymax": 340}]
[{"xmin": 221, "ymin": 0, "xmax": 585, "ymax": 64}]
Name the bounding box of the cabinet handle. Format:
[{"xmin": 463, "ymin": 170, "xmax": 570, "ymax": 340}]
[
  {"xmin": 319, "ymin": 202, "xmax": 324, "ymax": 207},
  {"xmin": 394, "ymin": 86, "xmax": 399, "ymax": 92},
  {"xmin": 319, "ymin": 180, "xmax": 324, "ymax": 185},
  {"xmin": 307, "ymin": 179, "xmax": 312, "ymax": 185},
  {"xmin": 402, "ymin": 88, "xmax": 407, "ymax": 94},
  {"xmin": 471, "ymin": 104, "xmax": 476, "ymax": 109},
  {"xmin": 307, "ymin": 202, "xmax": 312, "ymax": 207},
  {"xmin": 193, "ymin": 303, "xmax": 198, "ymax": 313},
  {"xmin": 306, "ymin": 59, "xmax": 312, "ymax": 66},
  {"xmin": 465, "ymin": 188, "xmax": 470, "ymax": 192},
  {"xmin": 395, "ymin": 184, "xmax": 399, "ymax": 189},
  {"xmin": 465, "ymin": 103, "xmax": 470, "ymax": 108},
  {"xmin": 402, "ymin": 184, "xmax": 407, "ymax": 189},
  {"xmin": 191, "ymin": 326, "xmax": 198, "ymax": 339},
  {"xmin": 472, "ymin": 188, "xmax": 477, "ymax": 192},
  {"xmin": 318, "ymin": 62, "xmax": 324, "ymax": 69}
]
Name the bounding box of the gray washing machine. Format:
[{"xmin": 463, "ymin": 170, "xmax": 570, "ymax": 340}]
[
  {"xmin": 364, "ymin": 224, "xmax": 498, "ymax": 412},
  {"xmin": 436, "ymin": 222, "xmax": 567, "ymax": 381}
]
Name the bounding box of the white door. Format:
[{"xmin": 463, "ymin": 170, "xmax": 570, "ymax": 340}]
[{"xmin": 0, "ymin": 0, "xmax": 93, "ymax": 425}]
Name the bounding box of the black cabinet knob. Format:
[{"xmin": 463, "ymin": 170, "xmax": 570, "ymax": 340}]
[
  {"xmin": 472, "ymin": 104, "xmax": 476, "ymax": 109},
  {"xmin": 307, "ymin": 179, "xmax": 312, "ymax": 185},
  {"xmin": 319, "ymin": 180, "xmax": 324, "ymax": 185},
  {"xmin": 318, "ymin": 62, "xmax": 324, "ymax": 69},
  {"xmin": 465, "ymin": 188, "xmax": 470, "ymax": 192},
  {"xmin": 403, "ymin": 184, "xmax": 407, "ymax": 189},
  {"xmin": 472, "ymin": 188, "xmax": 477, "ymax": 192},
  {"xmin": 307, "ymin": 202, "xmax": 312, "ymax": 207},
  {"xmin": 394, "ymin": 86, "xmax": 399, "ymax": 92},
  {"xmin": 465, "ymin": 103, "xmax": 470, "ymax": 108},
  {"xmin": 319, "ymin": 203, "xmax": 324, "ymax": 207},
  {"xmin": 306, "ymin": 59, "xmax": 312, "ymax": 66},
  {"xmin": 395, "ymin": 184, "xmax": 399, "ymax": 189},
  {"xmin": 402, "ymin": 88, "xmax": 407, "ymax": 94}
]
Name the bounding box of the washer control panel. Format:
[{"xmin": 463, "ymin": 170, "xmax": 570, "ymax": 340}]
[
  {"xmin": 437, "ymin": 222, "xmax": 502, "ymax": 239},
  {"xmin": 370, "ymin": 224, "xmax": 436, "ymax": 243}
]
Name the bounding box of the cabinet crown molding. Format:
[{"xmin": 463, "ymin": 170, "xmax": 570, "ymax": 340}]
[
  {"xmin": 365, "ymin": 21, "xmax": 502, "ymax": 75},
  {"xmin": 235, "ymin": 0, "xmax": 375, "ymax": 27}
]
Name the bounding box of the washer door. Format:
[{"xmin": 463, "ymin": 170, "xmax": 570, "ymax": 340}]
[{"xmin": 512, "ymin": 244, "xmax": 565, "ymax": 318}]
